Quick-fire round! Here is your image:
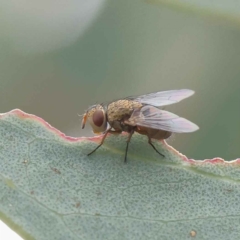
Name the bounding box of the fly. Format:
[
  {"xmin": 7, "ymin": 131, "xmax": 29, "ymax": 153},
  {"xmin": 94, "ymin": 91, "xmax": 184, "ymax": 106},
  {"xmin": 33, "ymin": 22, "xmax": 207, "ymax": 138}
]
[{"xmin": 81, "ymin": 89, "xmax": 199, "ymax": 163}]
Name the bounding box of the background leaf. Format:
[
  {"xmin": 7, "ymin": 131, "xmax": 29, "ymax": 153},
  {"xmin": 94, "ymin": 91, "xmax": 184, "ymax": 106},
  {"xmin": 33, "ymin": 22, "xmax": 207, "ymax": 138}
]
[
  {"xmin": 0, "ymin": 109, "xmax": 240, "ymax": 240},
  {"xmin": 148, "ymin": 0, "xmax": 240, "ymax": 24}
]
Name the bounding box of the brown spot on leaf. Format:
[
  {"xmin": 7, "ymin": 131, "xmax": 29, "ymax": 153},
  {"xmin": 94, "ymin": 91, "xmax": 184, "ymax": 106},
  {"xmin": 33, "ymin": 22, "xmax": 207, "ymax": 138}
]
[
  {"xmin": 190, "ymin": 230, "xmax": 196, "ymax": 237},
  {"xmin": 51, "ymin": 167, "xmax": 61, "ymax": 174},
  {"xmin": 75, "ymin": 202, "xmax": 80, "ymax": 208}
]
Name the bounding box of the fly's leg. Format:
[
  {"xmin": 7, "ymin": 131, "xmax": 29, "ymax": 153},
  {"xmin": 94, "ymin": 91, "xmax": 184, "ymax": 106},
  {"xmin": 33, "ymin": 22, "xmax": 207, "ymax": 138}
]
[
  {"xmin": 124, "ymin": 129, "xmax": 135, "ymax": 163},
  {"xmin": 148, "ymin": 137, "xmax": 165, "ymax": 158},
  {"xmin": 87, "ymin": 128, "xmax": 113, "ymax": 156}
]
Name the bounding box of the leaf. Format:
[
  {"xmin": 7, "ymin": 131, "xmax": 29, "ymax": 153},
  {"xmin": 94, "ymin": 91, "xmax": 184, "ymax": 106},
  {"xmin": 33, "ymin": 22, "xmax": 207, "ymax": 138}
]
[
  {"xmin": 147, "ymin": 0, "xmax": 240, "ymax": 25},
  {"xmin": 0, "ymin": 109, "xmax": 240, "ymax": 240}
]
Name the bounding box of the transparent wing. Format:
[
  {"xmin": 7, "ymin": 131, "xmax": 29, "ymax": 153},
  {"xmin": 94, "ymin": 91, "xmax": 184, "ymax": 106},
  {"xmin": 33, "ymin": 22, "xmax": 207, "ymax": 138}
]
[
  {"xmin": 128, "ymin": 105, "xmax": 199, "ymax": 133},
  {"xmin": 128, "ymin": 89, "xmax": 195, "ymax": 107}
]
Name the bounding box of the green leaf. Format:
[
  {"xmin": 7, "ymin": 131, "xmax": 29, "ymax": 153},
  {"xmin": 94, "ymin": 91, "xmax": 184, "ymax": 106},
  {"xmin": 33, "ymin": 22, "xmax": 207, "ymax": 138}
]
[
  {"xmin": 0, "ymin": 109, "xmax": 239, "ymax": 240},
  {"xmin": 147, "ymin": 0, "xmax": 240, "ymax": 25}
]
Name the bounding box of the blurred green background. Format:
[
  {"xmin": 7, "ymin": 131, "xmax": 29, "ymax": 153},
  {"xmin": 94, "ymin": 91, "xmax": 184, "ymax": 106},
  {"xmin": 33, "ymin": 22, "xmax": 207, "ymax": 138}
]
[{"xmin": 0, "ymin": 0, "xmax": 239, "ymax": 160}]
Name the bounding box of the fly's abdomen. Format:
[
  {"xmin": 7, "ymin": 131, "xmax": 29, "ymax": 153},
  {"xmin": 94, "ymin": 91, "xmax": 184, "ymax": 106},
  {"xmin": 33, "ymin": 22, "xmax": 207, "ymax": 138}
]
[{"xmin": 136, "ymin": 126, "xmax": 172, "ymax": 140}]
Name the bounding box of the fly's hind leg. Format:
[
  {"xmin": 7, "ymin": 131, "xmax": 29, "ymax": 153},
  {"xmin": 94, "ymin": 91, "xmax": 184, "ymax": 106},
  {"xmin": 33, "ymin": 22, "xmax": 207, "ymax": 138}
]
[
  {"xmin": 87, "ymin": 128, "xmax": 120, "ymax": 156},
  {"xmin": 148, "ymin": 137, "xmax": 165, "ymax": 158}
]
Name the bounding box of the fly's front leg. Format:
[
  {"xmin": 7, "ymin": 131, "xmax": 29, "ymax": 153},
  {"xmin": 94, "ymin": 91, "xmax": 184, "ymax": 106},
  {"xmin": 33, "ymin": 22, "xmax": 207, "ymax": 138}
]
[
  {"xmin": 87, "ymin": 128, "xmax": 121, "ymax": 156},
  {"xmin": 147, "ymin": 136, "xmax": 165, "ymax": 158}
]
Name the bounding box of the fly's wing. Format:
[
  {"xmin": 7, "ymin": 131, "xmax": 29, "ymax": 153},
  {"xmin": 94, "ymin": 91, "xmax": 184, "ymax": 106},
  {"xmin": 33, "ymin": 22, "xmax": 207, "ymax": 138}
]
[
  {"xmin": 128, "ymin": 89, "xmax": 194, "ymax": 107},
  {"xmin": 128, "ymin": 105, "xmax": 199, "ymax": 133}
]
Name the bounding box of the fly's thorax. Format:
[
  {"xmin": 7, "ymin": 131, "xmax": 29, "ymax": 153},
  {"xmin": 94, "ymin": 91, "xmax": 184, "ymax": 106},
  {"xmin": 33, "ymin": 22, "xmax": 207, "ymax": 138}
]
[
  {"xmin": 82, "ymin": 104, "xmax": 107, "ymax": 134},
  {"xmin": 107, "ymin": 100, "xmax": 142, "ymax": 128}
]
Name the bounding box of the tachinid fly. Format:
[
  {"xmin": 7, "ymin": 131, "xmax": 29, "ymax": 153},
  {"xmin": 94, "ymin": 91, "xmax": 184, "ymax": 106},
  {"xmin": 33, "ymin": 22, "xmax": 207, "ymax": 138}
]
[{"xmin": 81, "ymin": 89, "xmax": 199, "ymax": 163}]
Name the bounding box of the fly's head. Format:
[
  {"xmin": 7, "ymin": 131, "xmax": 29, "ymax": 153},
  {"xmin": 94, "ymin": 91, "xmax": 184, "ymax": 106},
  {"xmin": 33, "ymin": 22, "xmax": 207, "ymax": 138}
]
[{"xmin": 81, "ymin": 104, "xmax": 107, "ymax": 134}]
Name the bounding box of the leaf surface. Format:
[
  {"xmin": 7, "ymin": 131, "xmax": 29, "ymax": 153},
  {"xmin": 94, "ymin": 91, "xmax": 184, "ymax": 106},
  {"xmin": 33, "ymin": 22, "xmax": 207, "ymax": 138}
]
[{"xmin": 0, "ymin": 109, "xmax": 239, "ymax": 240}]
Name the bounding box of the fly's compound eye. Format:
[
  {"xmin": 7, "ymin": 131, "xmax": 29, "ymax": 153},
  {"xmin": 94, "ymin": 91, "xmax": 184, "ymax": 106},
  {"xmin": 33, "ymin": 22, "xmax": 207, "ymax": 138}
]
[
  {"xmin": 82, "ymin": 105, "xmax": 107, "ymax": 134},
  {"xmin": 90, "ymin": 108, "xmax": 107, "ymax": 134},
  {"xmin": 92, "ymin": 110, "xmax": 104, "ymax": 127}
]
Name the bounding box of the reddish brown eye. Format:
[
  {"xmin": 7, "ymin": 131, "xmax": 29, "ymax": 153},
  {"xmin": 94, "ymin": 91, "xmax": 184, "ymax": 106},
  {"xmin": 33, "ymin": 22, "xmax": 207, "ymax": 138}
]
[{"xmin": 92, "ymin": 110, "xmax": 104, "ymax": 127}]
